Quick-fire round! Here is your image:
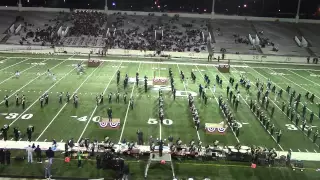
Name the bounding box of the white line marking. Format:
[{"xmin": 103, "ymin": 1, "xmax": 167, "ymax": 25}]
[
  {"xmin": 0, "ymin": 59, "xmax": 48, "ymax": 86},
  {"xmin": 158, "ymin": 61, "xmax": 161, "ymax": 77},
  {"xmin": 44, "ymin": 139, "xmax": 47, "ymax": 142},
  {"xmin": 0, "ymin": 58, "xmax": 30, "ymax": 72},
  {"xmin": 306, "ymin": 149, "xmax": 309, "ymax": 152},
  {"xmin": 288, "ymin": 69, "xmax": 320, "ymax": 86},
  {"xmin": 159, "ymin": 122, "xmax": 162, "ymax": 140},
  {"xmin": 77, "ymin": 62, "xmax": 122, "ymax": 142},
  {"xmin": 118, "ymin": 62, "xmax": 142, "ymax": 144},
  {"xmin": 215, "ymin": 66, "xmax": 284, "ymax": 150},
  {"xmin": 314, "ymin": 149, "xmax": 318, "ymax": 153},
  {"xmin": 19, "ymin": 138, "xmax": 22, "ymax": 141},
  {"xmin": 60, "ymin": 139, "xmax": 63, "ymax": 142},
  {"xmin": 196, "ymin": 130, "xmax": 200, "ymax": 140},
  {"xmin": 246, "ymin": 65, "xmax": 319, "ymax": 120},
  {"xmin": 10, "ymin": 138, "xmax": 13, "ymax": 140},
  {"xmin": 234, "ymin": 66, "xmax": 319, "ymax": 148},
  {"xmin": 268, "ymin": 68, "xmax": 320, "ymax": 100},
  {"xmin": 35, "ymin": 62, "xmax": 104, "ymax": 141},
  {"xmin": 0, "ymin": 59, "xmax": 67, "ymax": 105},
  {"xmin": 177, "ymin": 64, "xmax": 201, "ymax": 141},
  {"xmin": 298, "ymin": 149, "xmax": 301, "ymax": 152},
  {"xmin": 196, "ymin": 65, "xmax": 241, "ymax": 143},
  {"xmin": 8, "ymin": 59, "xmax": 85, "ymax": 127}
]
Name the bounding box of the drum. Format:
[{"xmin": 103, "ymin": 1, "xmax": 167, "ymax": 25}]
[{"xmin": 231, "ymin": 149, "xmax": 238, "ymax": 153}]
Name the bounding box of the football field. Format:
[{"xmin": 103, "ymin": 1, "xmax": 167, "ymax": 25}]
[{"xmin": 0, "ymin": 54, "xmax": 320, "ymax": 154}]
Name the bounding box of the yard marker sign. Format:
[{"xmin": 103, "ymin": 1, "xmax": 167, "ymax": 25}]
[
  {"xmin": 99, "ymin": 118, "xmax": 121, "ymax": 129},
  {"xmin": 205, "ymin": 123, "xmax": 227, "ymax": 135}
]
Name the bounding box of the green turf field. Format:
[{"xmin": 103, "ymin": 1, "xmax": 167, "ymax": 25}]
[
  {"xmin": 0, "ymin": 54, "xmax": 319, "ymax": 152},
  {"xmin": 0, "ymin": 53, "xmax": 320, "ymax": 179}
]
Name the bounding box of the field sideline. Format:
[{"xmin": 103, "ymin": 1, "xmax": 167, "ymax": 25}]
[{"xmin": 0, "ymin": 54, "xmax": 319, "ymax": 155}]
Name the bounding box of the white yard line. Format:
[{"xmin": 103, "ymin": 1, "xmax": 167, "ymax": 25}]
[
  {"xmin": 233, "ymin": 66, "xmax": 319, "ymax": 148},
  {"xmin": 117, "ymin": 62, "xmax": 142, "ymax": 144},
  {"xmin": 3, "ymin": 54, "xmax": 320, "ymax": 68},
  {"xmin": 253, "ymin": 67, "xmax": 320, "ymax": 72},
  {"xmin": 196, "ymin": 65, "xmax": 241, "ymax": 143},
  {"xmin": 4, "ymin": 55, "xmax": 320, "ymax": 71},
  {"xmin": 245, "ymin": 64, "xmax": 319, "ymax": 119},
  {"xmin": 0, "ymin": 58, "xmax": 30, "ymax": 72},
  {"xmin": 314, "ymin": 149, "xmax": 318, "ymax": 153},
  {"xmin": 8, "ymin": 60, "xmax": 85, "ymax": 127},
  {"xmin": 159, "ymin": 122, "xmax": 162, "ymax": 140},
  {"xmin": 232, "ymin": 67, "xmax": 286, "ymax": 150},
  {"xmin": 159, "ymin": 62, "xmax": 162, "ymax": 140},
  {"xmin": 298, "ymin": 149, "xmax": 301, "ymax": 152},
  {"xmin": 0, "ymin": 59, "xmax": 48, "ymax": 86},
  {"xmin": 288, "ymin": 69, "xmax": 320, "ymax": 86},
  {"xmin": 158, "ymin": 61, "xmax": 161, "ymax": 77},
  {"xmin": 268, "ymin": 68, "xmax": 320, "ymax": 100},
  {"xmin": 0, "ymin": 59, "xmax": 67, "ymax": 105},
  {"xmin": 177, "ymin": 64, "xmax": 201, "ymax": 141},
  {"xmin": 77, "ymin": 62, "xmax": 123, "ymax": 142},
  {"xmin": 306, "ymin": 149, "xmax": 309, "ymax": 152},
  {"xmin": 35, "ymin": 62, "xmax": 104, "ymax": 141}
]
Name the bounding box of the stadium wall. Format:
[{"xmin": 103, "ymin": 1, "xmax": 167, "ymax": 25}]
[
  {"xmin": 0, "ymin": 6, "xmax": 319, "ymax": 24},
  {"xmin": 0, "ymin": 44, "xmax": 309, "ymax": 63}
]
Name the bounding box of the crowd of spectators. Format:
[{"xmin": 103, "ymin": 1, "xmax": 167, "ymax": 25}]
[
  {"xmin": 17, "ymin": 14, "xmax": 63, "ymax": 46},
  {"xmin": 68, "ymin": 11, "xmax": 107, "ymax": 37},
  {"xmin": 106, "ymin": 13, "xmax": 208, "ymax": 52}
]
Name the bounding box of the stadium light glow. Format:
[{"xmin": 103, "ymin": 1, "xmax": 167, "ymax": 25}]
[
  {"xmin": 204, "ymin": 9, "xmax": 207, "ymax": 12},
  {"xmin": 157, "ymin": 5, "xmax": 160, "ymax": 8},
  {"xmin": 244, "ymin": 4, "xmax": 247, "ymax": 8},
  {"xmin": 112, "ymin": 2, "xmax": 116, "ymax": 6}
]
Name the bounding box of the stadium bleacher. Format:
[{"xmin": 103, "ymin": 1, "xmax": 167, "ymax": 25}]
[{"xmin": 0, "ymin": 10, "xmax": 318, "ymax": 57}]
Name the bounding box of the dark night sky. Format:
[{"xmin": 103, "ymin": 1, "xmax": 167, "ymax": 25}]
[{"xmin": 0, "ymin": 0, "xmax": 319, "ymax": 19}]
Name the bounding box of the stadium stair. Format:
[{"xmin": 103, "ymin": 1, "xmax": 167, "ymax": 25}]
[
  {"xmin": 248, "ymin": 20, "xmax": 263, "ymax": 54},
  {"xmin": 294, "ymin": 24, "xmax": 312, "ymax": 47},
  {"xmin": 305, "ymin": 47, "xmax": 317, "ymax": 57},
  {"xmin": 0, "ymin": 34, "xmax": 11, "ymax": 44},
  {"xmin": 292, "ymin": 24, "xmax": 317, "ymax": 57},
  {"xmin": 206, "ymin": 21, "xmax": 216, "ymax": 43}
]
